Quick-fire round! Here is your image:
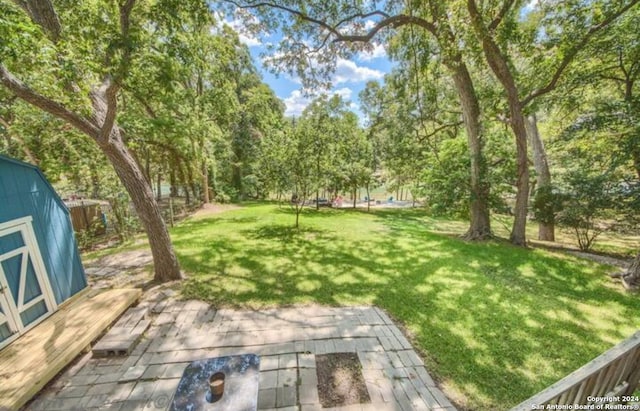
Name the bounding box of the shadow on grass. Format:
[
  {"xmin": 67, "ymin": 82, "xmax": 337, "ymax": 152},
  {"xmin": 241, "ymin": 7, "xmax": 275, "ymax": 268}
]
[
  {"xmin": 173, "ymin": 205, "xmax": 640, "ymax": 410},
  {"xmin": 245, "ymin": 224, "xmax": 327, "ymax": 242}
]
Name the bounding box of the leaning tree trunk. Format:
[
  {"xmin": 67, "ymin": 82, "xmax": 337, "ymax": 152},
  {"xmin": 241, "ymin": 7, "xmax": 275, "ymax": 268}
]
[
  {"xmin": 450, "ymin": 62, "xmax": 492, "ymax": 240},
  {"xmin": 1, "ymin": 66, "xmax": 184, "ymax": 282},
  {"xmin": 90, "ymin": 83, "xmax": 181, "ymax": 282},
  {"xmin": 98, "ymin": 135, "xmax": 182, "ymax": 282},
  {"xmin": 1, "ymin": 2, "xmax": 183, "ymax": 282},
  {"xmin": 525, "ymin": 114, "xmax": 554, "ymax": 241}
]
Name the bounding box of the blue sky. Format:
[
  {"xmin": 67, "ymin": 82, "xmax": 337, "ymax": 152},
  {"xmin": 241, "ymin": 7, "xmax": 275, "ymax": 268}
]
[{"xmin": 225, "ymin": 17, "xmax": 396, "ymax": 119}]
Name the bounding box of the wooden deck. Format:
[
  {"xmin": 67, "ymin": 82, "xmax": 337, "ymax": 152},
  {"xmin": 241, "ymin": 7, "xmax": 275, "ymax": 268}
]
[{"xmin": 0, "ymin": 287, "xmax": 141, "ymax": 411}]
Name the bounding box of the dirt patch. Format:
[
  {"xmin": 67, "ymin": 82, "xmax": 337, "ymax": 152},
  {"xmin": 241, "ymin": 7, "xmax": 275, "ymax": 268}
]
[
  {"xmin": 529, "ymin": 241, "xmax": 633, "ymax": 269},
  {"xmin": 191, "ymin": 203, "xmax": 241, "ymax": 218},
  {"xmin": 84, "ymin": 249, "xmax": 154, "ymax": 289},
  {"xmin": 566, "ymin": 250, "xmax": 631, "ymax": 269},
  {"xmin": 315, "ymin": 352, "xmax": 370, "ymax": 407}
]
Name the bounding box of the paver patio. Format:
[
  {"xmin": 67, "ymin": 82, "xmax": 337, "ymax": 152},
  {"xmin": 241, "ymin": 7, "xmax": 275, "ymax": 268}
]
[{"xmin": 26, "ymin": 290, "xmax": 457, "ymax": 411}]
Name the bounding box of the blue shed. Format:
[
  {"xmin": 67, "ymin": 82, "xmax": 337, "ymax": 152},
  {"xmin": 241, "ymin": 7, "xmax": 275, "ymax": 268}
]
[{"xmin": 0, "ymin": 154, "xmax": 87, "ymax": 349}]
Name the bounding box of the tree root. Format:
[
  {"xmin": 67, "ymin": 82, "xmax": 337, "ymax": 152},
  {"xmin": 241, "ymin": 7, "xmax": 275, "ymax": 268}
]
[{"xmin": 462, "ymin": 229, "xmax": 494, "ymax": 241}]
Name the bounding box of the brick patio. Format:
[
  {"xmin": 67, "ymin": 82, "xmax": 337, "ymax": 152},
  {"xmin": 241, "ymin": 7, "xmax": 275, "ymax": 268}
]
[{"xmin": 26, "ymin": 291, "xmax": 457, "ymax": 411}]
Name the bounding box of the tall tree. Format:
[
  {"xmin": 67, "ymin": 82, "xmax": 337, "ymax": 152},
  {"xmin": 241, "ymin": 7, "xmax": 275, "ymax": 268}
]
[
  {"xmin": 464, "ymin": 0, "xmax": 639, "ymax": 245},
  {"xmin": 0, "ymin": 0, "xmax": 199, "ymax": 281},
  {"xmin": 556, "ymin": 6, "xmax": 640, "ymax": 287},
  {"xmin": 226, "ymin": 0, "xmax": 494, "ymax": 239},
  {"xmin": 525, "ymin": 113, "xmax": 555, "ymax": 241}
]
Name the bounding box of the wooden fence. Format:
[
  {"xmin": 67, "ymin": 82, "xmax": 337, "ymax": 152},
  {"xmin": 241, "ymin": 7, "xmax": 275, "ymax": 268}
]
[
  {"xmin": 64, "ymin": 200, "xmax": 107, "ymax": 234},
  {"xmin": 511, "ymin": 331, "xmax": 640, "ymax": 410}
]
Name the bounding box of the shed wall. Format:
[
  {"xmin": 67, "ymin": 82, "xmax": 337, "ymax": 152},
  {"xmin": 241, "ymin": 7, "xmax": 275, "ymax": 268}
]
[{"xmin": 0, "ymin": 158, "xmax": 87, "ymax": 304}]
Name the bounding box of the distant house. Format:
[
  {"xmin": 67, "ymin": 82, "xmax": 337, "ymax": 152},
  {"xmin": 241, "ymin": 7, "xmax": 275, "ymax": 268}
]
[{"xmin": 0, "ymin": 154, "xmax": 87, "ymax": 349}]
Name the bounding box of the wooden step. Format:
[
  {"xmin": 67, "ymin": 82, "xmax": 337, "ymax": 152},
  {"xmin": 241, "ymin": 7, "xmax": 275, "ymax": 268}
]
[{"xmin": 92, "ymin": 306, "xmax": 150, "ymax": 357}]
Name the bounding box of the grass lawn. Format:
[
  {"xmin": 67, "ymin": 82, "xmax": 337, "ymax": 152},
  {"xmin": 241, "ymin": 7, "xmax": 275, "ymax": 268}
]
[{"xmin": 146, "ymin": 203, "xmax": 638, "ymax": 410}]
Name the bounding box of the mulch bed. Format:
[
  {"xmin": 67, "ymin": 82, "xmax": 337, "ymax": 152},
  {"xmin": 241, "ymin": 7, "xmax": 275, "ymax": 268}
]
[{"xmin": 315, "ymin": 352, "xmax": 371, "ymax": 407}]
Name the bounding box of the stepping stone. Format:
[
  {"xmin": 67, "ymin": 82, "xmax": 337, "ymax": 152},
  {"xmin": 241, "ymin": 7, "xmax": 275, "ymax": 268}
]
[{"xmin": 92, "ymin": 307, "xmax": 150, "ymax": 357}]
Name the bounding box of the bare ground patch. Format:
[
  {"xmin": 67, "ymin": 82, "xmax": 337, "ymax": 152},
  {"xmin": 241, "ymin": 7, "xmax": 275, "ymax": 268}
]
[
  {"xmin": 315, "ymin": 352, "xmax": 370, "ymax": 407},
  {"xmin": 191, "ymin": 203, "xmax": 241, "ymax": 218}
]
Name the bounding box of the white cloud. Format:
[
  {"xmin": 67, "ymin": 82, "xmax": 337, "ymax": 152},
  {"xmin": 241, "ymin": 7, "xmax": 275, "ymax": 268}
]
[
  {"xmin": 283, "ymin": 90, "xmax": 310, "ymax": 117},
  {"xmin": 282, "ymin": 87, "xmax": 356, "ymax": 117},
  {"xmin": 225, "ymin": 13, "xmax": 262, "ymax": 48},
  {"xmin": 363, "ymin": 20, "xmax": 377, "ymax": 31},
  {"xmin": 523, "ymin": 0, "xmax": 538, "ymax": 11},
  {"xmin": 334, "ymin": 59, "xmax": 384, "ymax": 84},
  {"xmin": 333, "ymin": 87, "xmax": 353, "ymax": 101},
  {"xmin": 237, "ymin": 33, "xmax": 261, "ymax": 47},
  {"xmin": 358, "ymin": 43, "xmax": 387, "ymax": 61}
]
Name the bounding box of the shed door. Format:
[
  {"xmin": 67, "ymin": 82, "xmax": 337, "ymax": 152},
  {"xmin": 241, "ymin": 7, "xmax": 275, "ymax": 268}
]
[{"xmin": 0, "ymin": 217, "xmax": 57, "ymax": 349}]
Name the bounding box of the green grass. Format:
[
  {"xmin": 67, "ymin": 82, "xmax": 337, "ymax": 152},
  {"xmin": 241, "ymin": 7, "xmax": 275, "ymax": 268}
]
[
  {"xmin": 416, "ymin": 213, "xmax": 640, "ymax": 257},
  {"xmin": 155, "ymin": 204, "xmax": 640, "ymax": 409}
]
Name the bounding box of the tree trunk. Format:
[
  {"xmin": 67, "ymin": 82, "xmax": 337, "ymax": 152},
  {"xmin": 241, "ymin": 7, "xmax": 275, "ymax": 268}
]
[
  {"xmin": 616, "ymin": 252, "xmax": 640, "ymax": 290},
  {"xmin": 14, "ymin": 0, "xmax": 62, "ymax": 43},
  {"xmin": 525, "ymin": 114, "xmax": 555, "ymax": 241},
  {"xmin": 504, "ymin": 88, "xmax": 529, "ymax": 246},
  {"xmin": 169, "ymin": 163, "xmax": 178, "ymax": 197},
  {"xmin": 178, "ymin": 162, "xmax": 190, "ymax": 205},
  {"xmin": 366, "ymin": 184, "xmax": 370, "ymax": 212},
  {"xmin": 98, "ymin": 136, "xmax": 182, "ymax": 282},
  {"xmin": 232, "ymin": 159, "xmax": 243, "ymax": 200},
  {"xmin": 467, "ymin": 2, "xmax": 528, "ymax": 246},
  {"xmin": 90, "ymin": 91, "xmax": 181, "ymax": 281},
  {"xmin": 143, "ymin": 147, "xmax": 151, "ymax": 183},
  {"xmin": 449, "ymin": 63, "xmax": 492, "ymax": 240},
  {"xmin": 201, "ymin": 160, "xmax": 210, "ymax": 204},
  {"xmin": 156, "ymin": 170, "xmax": 162, "ymax": 201},
  {"xmin": 0, "ymin": 65, "xmax": 183, "ymax": 282}
]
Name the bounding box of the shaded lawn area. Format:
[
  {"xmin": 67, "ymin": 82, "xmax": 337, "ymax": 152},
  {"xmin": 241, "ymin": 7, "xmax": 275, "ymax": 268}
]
[{"xmin": 172, "ymin": 203, "xmax": 640, "ymax": 410}]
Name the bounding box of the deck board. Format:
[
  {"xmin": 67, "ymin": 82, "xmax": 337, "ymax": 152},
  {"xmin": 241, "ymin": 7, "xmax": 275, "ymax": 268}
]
[{"xmin": 0, "ymin": 288, "xmax": 141, "ymax": 411}]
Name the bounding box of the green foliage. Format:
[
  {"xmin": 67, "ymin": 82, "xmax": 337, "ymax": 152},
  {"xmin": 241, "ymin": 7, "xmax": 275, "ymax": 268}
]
[
  {"xmin": 557, "ymin": 172, "xmax": 616, "ymax": 251},
  {"xmin": 2, "ymin": 0, "xmax": 284, "ymax": 212},
  {"xmin": 421, "ymin": 136, "xmax": 470, "ymax": 217},
  {"xmin": 532, "ymin": 184, "xmax": 564, "ymax": 225}
]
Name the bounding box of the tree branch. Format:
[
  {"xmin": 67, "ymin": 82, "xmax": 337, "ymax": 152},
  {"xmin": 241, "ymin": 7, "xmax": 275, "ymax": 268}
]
[
  {"xmin": 96, "ymin": 0, "xmax": 136, "ymax": 142},
  {"xmin": 93, "ymin": 77, "xmax": 119, "ymax": 141},
  {"xmin": 0, "ymin": 64, "xmax": 99, "ymax": 137},
  {"xmin": 417, "ymin": 121, "xmax": 464, "ymax": 143},
  {"xmin": 227, "ymin": 0, "xmax": 436, "ymax": 41},
  {"xmin": 522, "ymin": 0, "xmax": 640, "ymax": 106},
  {"xmin": 333, "ymin": 10, "xmax": 391, "ymax": 30},
  {"xmin": 596, "ymin": 74, "xmax": 627, "ymax": 83},
  {"xmin": 117, "ymin": 0, "xmax": 136, "ymax": 80},
  {"xmin": 11, "ymin": 0, "xmax": 61, "ymax": 43},
  {"xmin": 618, "ymin": 48, "xmax": 630, "ymax": 79},
  {"xmin": 489, "ymin": 0, "xmax": 516, "ymax": 31},
  {"xmin": 334, "ymin": 15, "xmax": 436, "ymax": 42},
  {"xmin": 128, "ymin": 90, "xmax": 158, "ymax": 119}
]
